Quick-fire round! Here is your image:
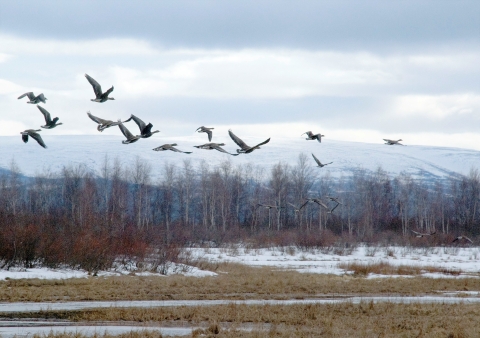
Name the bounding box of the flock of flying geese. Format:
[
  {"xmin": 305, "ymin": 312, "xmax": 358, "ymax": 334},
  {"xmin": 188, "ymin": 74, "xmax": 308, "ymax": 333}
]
[
  {"xmin": 18, "ymin": 74, "xmax": 272, "ymax": 156},
  {"xmin": 410, "ymin": 230, "xmax": 473, "ymax": 244},
  {"xmin": 16, "ymin": 75, "xmax": 472, "ymax": 243}
]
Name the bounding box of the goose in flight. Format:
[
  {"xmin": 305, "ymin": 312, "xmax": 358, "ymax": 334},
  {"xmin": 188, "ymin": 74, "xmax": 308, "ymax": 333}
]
[
  {"xmin": 383, "ymin": 139, "xmax": 404, "ymax": 145},
  {"xmin": 20, "ymin": 129, "xmax": 47, "ymax": 148},
  {"xmin": 411, "ymin": 230, "xmax": 436, "ymax": 238},
  {"xmin": 118, "ymin": 121, "xmax": 141, "ymax": 144},
  {"xmin": 37, "ymin": 106, "xmax": 62, "ymax": 129},
  {"xmin": 302, "ymin": 131, "xmax": 324, "ymax": 143},
  {"xmin": 452, "ymin": 236, "xmax": 473, "ymax": 244},
  {"xmin": 18, "ymin": 92, "xmax": 47, "ymax": 104},
  {"xmin": 325, "ymin": 196, "xmax": 343, "ymax": 214},
  {"xmin": 326, "ymin": 196, "xmax": 343, "ymax": 205},
  {"xmin": 256, "ymin": 203, "xmax": 284, "ymax": 210},
  {"xmin": 299, "ymin": 198, "xmax": 329, "ymax": 211},
  {"xmin": 153, "ymin": 144, "xmax": 192, "ymax": 154},
  {"xmin": 196, "ymin": 126, "xmax": 214, "ymax": 142},
  {"xmin": 194, "ymin": 143, "xmax": 239, "ymax": 156},
  {"xmin": 124, "ymin": 114, "xmax": 159, "ymax": 138},
  {"xmin": 228, "ymin": 129, "xmax": 270, "ymax": 154},
  {"xmin": 300, "ymin": 198, "xmax": 338, "ymax": 213},
  {"xmin": 85, "ymin": 74, "xmax": 114, "ymax": 102},
  {"xmin": 87, "ymin": 112, "xmax": 124, "ymax": 132},
  {"xmin": 312, "ymin": 153, "xmax": 332, "ymax": 167}
]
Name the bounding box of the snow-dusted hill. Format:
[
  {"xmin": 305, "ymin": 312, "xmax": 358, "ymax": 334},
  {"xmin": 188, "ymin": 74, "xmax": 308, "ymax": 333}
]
[{"xmin": 0, "ymin": 134, "xmax": 478, "ymax": 180}]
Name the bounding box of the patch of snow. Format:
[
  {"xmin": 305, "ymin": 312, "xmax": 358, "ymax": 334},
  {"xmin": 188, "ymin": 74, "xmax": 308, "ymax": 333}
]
[{"xmin": 0, "ymin": 262, "xmax": 216, "ymax": 281}]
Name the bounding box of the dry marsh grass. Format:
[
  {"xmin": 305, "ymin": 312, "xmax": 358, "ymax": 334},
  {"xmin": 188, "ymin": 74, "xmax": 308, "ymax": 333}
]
[
  {"xmin": 0, "ymin": 263, "xmax": 479, "ymax": 302},
  {"xmin": 13, "ymin": 302, "xmax": 480, "ymax": 337},
  {"xmin": 339, "ymin": 261, "xmax": 461, "ymax": 276}
]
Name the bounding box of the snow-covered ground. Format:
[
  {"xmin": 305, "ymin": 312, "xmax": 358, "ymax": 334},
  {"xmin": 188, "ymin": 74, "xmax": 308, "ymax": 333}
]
[
  {"xmin": 0, "ymin": 262, "xmax": 216, "ymax": 281},
  {"xmin": 0, "ymin": 134, "xmax": 478, "ymax": 181},
  {"xmin": 1, "ymin": 245, "xmax": 479, "ymax": 280},
  {"xmin": 186, "ymin": 245, "xmax": 480, "ymax": 278}
]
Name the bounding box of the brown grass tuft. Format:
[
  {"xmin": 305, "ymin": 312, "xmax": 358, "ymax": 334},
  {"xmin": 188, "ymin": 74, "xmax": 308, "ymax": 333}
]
[{"xmin": 339, "ymin": 261, "xmax": 462, "ymax": 277}]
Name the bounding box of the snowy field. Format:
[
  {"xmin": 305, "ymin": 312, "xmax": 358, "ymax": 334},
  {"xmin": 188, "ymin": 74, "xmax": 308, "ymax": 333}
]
[
  {"xmin": 1, "ymin": 245, "xmax": 479, "ymax": 280},
  {"xmin": 186, "ymin": 245, "xmax": 480, "ymax": 278},
  {"xmin": 0, "ymin": 134, "xmax": 479, "ymax": 181}
]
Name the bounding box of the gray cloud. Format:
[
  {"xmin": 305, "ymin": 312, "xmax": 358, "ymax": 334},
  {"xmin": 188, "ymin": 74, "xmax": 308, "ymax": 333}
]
[
  {"xmin": 0, "ymin": 1, "xmax": 478, "ymax": 51},
  {"xmin": 0, "ymin": 1, "xmax": 479, "ymax": 150}
]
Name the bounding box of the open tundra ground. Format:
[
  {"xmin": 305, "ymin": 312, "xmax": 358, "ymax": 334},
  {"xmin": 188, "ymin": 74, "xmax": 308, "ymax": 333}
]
[{"xmin": 1, "ymin": 246, "xmax": 480, "ymax": 337}]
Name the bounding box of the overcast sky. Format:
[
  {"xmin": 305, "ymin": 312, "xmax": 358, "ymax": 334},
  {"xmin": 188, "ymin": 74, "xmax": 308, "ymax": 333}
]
[{"xmin": 1, "ymin": 0, "xmax": 479, "ymax": 149}]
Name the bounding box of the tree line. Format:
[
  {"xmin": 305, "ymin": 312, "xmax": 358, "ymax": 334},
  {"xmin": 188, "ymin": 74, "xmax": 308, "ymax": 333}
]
[{"xmin": 0, "ymin": 154, "xmax": 478, "ymax": 270}]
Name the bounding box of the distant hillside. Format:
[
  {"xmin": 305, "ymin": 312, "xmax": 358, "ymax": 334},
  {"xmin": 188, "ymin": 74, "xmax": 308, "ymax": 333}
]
[{"xmin": 0, "ymin": 134, "xmax": 478, "ymax": 181}]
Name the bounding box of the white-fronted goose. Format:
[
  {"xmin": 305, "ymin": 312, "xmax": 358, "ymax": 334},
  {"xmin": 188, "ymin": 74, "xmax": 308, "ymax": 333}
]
[
  {"xmin": 411, "ymin": 230, "xmax": 436, "ymax": 238},
  {"xmin": 299, "ymin": 198, "xmax": 329, "ymax": 211},
  {"xmin": 326, "ymin": 196, "xmax": 343, "ymax": 205},
  {"xmin": 153, "ymin": 144, "xmax": 192, "ymax": 154},
  {"xmin": 452, "ymin": 236, "xmax": 473, "ymax": 243},
  {"xmin": 125, "ymin": 114, "xmax": 159, "ymax": 138},
  {"xmin": 37, "ymin": 106, "xmax": 62, "ymax": 129},
  {"xmin": 87, "ymin": 111, "xmax": 124, "ymax": 132},
  {"xmin": 302, "ymin": 131, "xmax": 324, "ymax": 143},
  {"xmin": 383, "ymin": 139, "xmax": 404, "ymax": 145},
  {"xmin": 18, "ymin": 92, "xmax": 47, "ymax": 104},
  {"xmin": 194, "ymin": 142, "xmax": 239, "ymax": 156},
  {"xmin": 118, "ymin": 121, "xmax": 141, "ymax": 144},
  {"xmin": 256, "ymin": 203, "xmax": 284, "ymax": 210},
  {"xmin": 85, "ymin": 74, "xmax": 114, "ymax": 102},
  {"xmin": 228, "ymin": 129, "xmax": 270, "ymax": 154},
  {"xmin": 196, "ymin": 126, "xmax": 214, "ymax": 142},
  {"xmin": 20, "ymin": 129, "xmax": 47, "ymax": 148},
  {"xmin": 300, "ymin": 198, "xmax": 338, "ymax": 214},
  {"xmin": 312, "ymin": 153, "xmax": 332, "ymax": 167}
]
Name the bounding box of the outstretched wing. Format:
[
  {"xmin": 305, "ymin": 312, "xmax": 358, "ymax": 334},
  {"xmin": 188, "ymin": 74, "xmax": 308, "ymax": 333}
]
[
  {"xmin": 87, "ymin": 112, "xmax": 108, "ymax": 124},
  {"xmin": 85, "ymin": 74, "xmax": 102, "ymax": 98},
  {"xmin": 303, "ymin": 131, "xmax": 313, "ymax": 138},
  {"xmin": 311, "ymin": 153, "xmax": 322, "ymax": 166},
  {"xmin": 18, "ymin": 92, "xmax": 35, "ymax": 100},
  {"xmin": 29, "ymin": 131, "xmax": 47, "ymax": 148},
  {"xmin": 212, "ymin": 144, "xmax": 238, "ymax": 156},
  {"xmin": 228, "ymin": 129, "xmax": 250, "ymax": 150},
  {"xmin": 299, "ymin": 200, "xmax": 311, "ymax": 210},
  {"xmin": 126, "ymin": 114, "xmax": 147, "ymax": 133},
  {"xmin": 37, "ymin": 105, "xmax": 52, "ymax": 124},
  {"xmin": 245, "ymin": 138, "xmax": 270, "ymax": 153},
  {"xmin": 206, "ymin": 129, "xmax": 212, "ymax": 142},
  {"xmin": 313, "ymin": 199, "xmax": 329, "ymax": 209},
  {"xmin": 118, "ymin": 122, "xmax": 135, "ymax": 139},
  {"xmin": 103, "ymin": 86, "xmax": 114, "ymax": 96},
  {"xmin": 37, "ymin": 93, "xmax": 47, "ymax": 102},
  {"xmin": 411, "ymin": 230, "xmax": 422, "ymax": 236},
  {"xmin": 329, "ymin": 202, "xmax": 340, "ymax": 213}
]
